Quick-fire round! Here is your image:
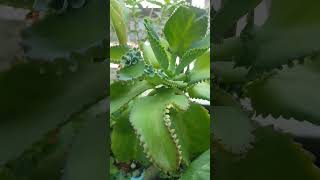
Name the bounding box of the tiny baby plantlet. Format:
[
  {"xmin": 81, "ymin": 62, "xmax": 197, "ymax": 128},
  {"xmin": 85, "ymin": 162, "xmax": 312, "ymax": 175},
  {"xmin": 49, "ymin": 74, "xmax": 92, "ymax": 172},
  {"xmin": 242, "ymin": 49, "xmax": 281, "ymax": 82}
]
[{"xmin": 110, "ymin": 4, "xmax": 210, "ymax": 179}]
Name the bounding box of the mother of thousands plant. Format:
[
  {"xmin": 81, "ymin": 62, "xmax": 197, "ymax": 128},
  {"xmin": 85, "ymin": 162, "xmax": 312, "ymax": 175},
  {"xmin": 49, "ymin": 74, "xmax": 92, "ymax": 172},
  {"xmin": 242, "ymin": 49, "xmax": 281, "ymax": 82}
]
[{"xmin": 110, "ymin": 1, "xmax": 210, "ymax": 179}]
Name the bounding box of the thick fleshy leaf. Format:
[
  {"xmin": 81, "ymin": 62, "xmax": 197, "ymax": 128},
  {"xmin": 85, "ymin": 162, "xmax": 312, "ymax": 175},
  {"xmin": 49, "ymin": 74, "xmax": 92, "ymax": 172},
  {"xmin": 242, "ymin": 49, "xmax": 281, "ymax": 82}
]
[
  {"xmin": 213, "ymin": 88, "xmax": 255, "ymax": 153},
  {"xmin": 214, "ymin": 61, "xmax": 248, "ymax": 84},
  {"xmin": 22, "ymin": 0, "xmax": 107, "ymax": 61},
  {"xmin": 110, "ymin": 0, "xmax": 128, "ymax": 45},
  {"xmin": 212, "ymin": 37, "xmax": 245, "ymax": 62},
  {"xmin": 189, "ymin": 51, "xmax": 210, "ymax": 83},
  {"xmin": 250, "ymin": 0, "xmax": 320, "ymax": 72},
  {"xmin": 129, "ymin": 89, "xmax": 189, "ymax": 172},
  {"xmin": 1, "ymin": 114, "xmax": 77, "ymax": 180},
  {"xmin": 110, "ymin": 80, "xmax": 152, "ymax": 114},
  {"xmin": 117, "ymin": 60, "xmax": 145, "ymax": 81},
  {"xmin": 176, "ymin": 35, "xmax": 209, "ymax": 73},
  {"xmin": 142, "ymin": 42, "xmax": 160, "ymax": 68},
  {"xmin": 212, "ymin": 0, "xmax": 262, "ymax": 40},
  {"xmin": 224, "ymin": 0, "xmax": 320, "ymax": 72},
  {"xmin": 111, "ymin": 109, "xmax": 145, "ymax": 163},
  {"xmin": 110, "ymin": 45, "xmax": 130, "ymax": 63},
  {"xmin": 188, "ymin": 81, "xmax": 210, "ymax": 101},
  {"xmin": 0, "ymin": 60, "xmax": 107, "ymax": 166},
  {"xmin": 171, "ymin": 104, "xmax": 210, "ymax": 164},
  {"xmin": 63, "ymin": 115, "xmax": 107, "ymax": 180},
  {"xmin": 213, "ymin": 106, "xmax": 255, "ymax": 154},
  {"xmin": 176, "ymin": 48, "xmax": 208, "ymax": 74},
  {"xmin": 148, "ymin": 75, "xmax": 188, "ymax": 89},
  {"xmin": 144, "ymin": 19, "xmax": 170, "ymax": 69},
  {"xmin": 213, "ymin": 127, "xmax": 320, "ymax": 180},
  {"xmin": 164, "ymin": 6, "xmax": 208, "ymax": 56},
  {"xmin": 246, "ymin": 59, "xmax": 320, "ymax": 125},
  {"xmin": 181, "ymin": 150, "xmax": 210, "ymax": 180}
]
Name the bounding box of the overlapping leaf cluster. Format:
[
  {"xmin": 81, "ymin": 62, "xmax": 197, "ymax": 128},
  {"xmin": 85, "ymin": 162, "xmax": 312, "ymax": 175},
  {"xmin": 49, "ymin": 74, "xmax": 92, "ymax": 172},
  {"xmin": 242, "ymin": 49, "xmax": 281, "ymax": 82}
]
[
  {"xmin": 110, "ymin": 3, "xmax": 210, "ymax": 179},
  {"xmin": 0, "ymin": 0, "xmax": 108, "ymax": 179},
  {"xmin": 212, "ymin": 0, "xmax": 320, "ymax": 179}
]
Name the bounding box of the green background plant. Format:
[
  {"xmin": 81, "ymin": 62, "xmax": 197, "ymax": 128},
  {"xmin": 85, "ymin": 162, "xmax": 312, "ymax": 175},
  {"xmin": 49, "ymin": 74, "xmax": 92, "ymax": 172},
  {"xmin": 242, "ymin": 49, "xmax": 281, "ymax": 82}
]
[
  {"xmin": 0, "ymin": 0, "xmax": 108, "ymax": 179},
  {"xmin": 213, "ymin": 0, "xmax": 320, "ymax": 179}
]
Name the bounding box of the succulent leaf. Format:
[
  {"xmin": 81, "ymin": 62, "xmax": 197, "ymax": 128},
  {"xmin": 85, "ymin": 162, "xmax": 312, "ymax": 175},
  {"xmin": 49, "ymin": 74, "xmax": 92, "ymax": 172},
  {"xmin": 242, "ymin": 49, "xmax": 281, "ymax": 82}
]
[
  {"xmin": 170, "ymin": 104, "xmax": 210, "ymax": 164},
  {"xmin": 180, "ymin": 150, "xmax": 210, "ymax": 180},
  {"xmin": 110, "ymin": 80, "xmax": 153, "ymax": 114},
  {"xmin": 189, "ymin": 51, "xmax": 210, "ymax": 84},
  {"xmin": 129, "ymin": 89, "xmax": 189, "ymax": 172},
  {"xmin": 246, "ymin": 58, "xmax": 320, "ymax": 125},
  {"xmin": 212, "ymin": 0, "xmax": 262, "ymax": 41},
  {"xmin": 22, "ymin": 0, "xmax": 107, "ymax": 61},
  {"xmin": 144, "ymin": 19, "xmax": 170, "ymax": 69},
  {"xmin": 117, "ymin": 48, "xmax": 145, "ymax": 81},
  {"xmin": 110, "ymin": 45, "xmax": 130, "ymax": 63},
  {"xmin": 0, "ymin": 59, "xmax": 107, "ymax": 166},
  {"xmin": 111, "ymin": 109, "xmax": 145, "ymax": 163},
  {"xmin": 213, "ymin": 127, "xmax": 320, "ymax": 180},
  {"xmin": 142, "ymin": 42, "xmax": 160, "ymax": 68},
  {"xmin": 63, "ymin": 115, "xmax": 107, "ymax": 180},
  {"xmin": 164, "ymin": 6, "xmax": 208, "ymax": 56},
  {"xmin": 188, "ymin": 81, "xmax": 210, "ymax": 101},
  {"xmin": 110, "ymin": 0, "xmax": 128, "ymax": 45}
]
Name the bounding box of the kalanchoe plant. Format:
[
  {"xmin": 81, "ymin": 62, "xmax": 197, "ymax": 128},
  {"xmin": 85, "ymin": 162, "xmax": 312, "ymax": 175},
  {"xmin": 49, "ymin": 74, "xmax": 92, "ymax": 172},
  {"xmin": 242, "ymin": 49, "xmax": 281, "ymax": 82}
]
[
  {"xmin": 110, "ymin": 4, "xmax": 210, "ymax": 179},
  {"xmin": 0, "ymin": 0, "xmax": 108, "ymax": 179},
  {"xmin": 212, "ymin": 0, "xmax": 320, "ymax": 179}
]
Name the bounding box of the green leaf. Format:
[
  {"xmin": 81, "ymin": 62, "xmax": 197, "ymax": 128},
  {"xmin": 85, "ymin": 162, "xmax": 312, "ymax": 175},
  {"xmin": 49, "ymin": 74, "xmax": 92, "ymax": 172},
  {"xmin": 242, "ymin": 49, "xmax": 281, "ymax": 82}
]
[
  {"xmin": 212, "ymin": 0, "xmax": 262, "ymax": 40},
  {"xmin": 213, "ymin": 106, "xmax": 255, "ymax": 154},
  {"xmin": 171, "ymin": 104, "xmax": 210, "ymax": 164},
  {"xmin": 0, "ymin": 59, "xmax": 107, "ymax": 166},
  {"xmin": 142, "ymin": 42, "xmax": 160, "ymax": 68},
  {"xmin": 189, "ymin": 51, "xmax": 210, "ymax": 83},
  {"xmin": 110, "ymin": 45, "xmax": 130, "ymax": 63},
  {"xmin": 0, "ymin": 107, "xmax": 78, "ymax": 180},
  {"xmin": 22, "ymin": 0, "xmax": 107, "ymax": 61},
  {"xmin": 111, "ymin": 109, "xmax": 145, "ymax": 163},
  {"xmin": 230, "ymin": 0, "xmax": 320, "ymax": 72},
  {"xmin": 117, "ymin": 60, "xmax": 145, "ymax": 81},
  {"xmin": 212, "ymin": 37, "xmax": 245, "ymax": 62},
  {"xmin": 176, "ymin": 48, "xmax": 207, "ymax": 74},
  {"xmin": 176, "ymin": 35, "xmax": 210, "ymax": 73},
  {"xmin": 63, "ymin": 115, "xmax": 107, "ymax": 180},
  {"xmin": 110, "ymin": 80, "xmax": 153, "ymax": 114},
  {"xmin": 129, "ymin": 89, "xmax": 189, "ymax": 172},
  {"xmin": 246, "ymin": 59, "xmax": 320, "ymax": 125},
  {"xmin": 164, "ymin": 6, "xmax": 208, "ymax": 56},
  {"xmin": 213, "ymin": 127, "xmax": 320, "ymax": 180},
  {"xmin": 188, "ymin": 81, "xmax": 210, "ymax": 101},
  {"xmin": 110, "ymin": 0, "xmax": 128, "ymax": 45},
  {"xmin": 181, "ymin": 150, "xmax": 210, "ymax": 180},
  {"xmin": 214, "ymin": 61, "xmax": 248, "ymax": 84},
  {"xmin": 144, "ymin": 19, "xmax": 170, "ymax": 69}
]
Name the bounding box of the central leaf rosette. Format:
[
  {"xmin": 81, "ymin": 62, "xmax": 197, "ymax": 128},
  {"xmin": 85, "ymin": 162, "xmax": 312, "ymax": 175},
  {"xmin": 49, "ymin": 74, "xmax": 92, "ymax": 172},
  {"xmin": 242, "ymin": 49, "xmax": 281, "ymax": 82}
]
[{"xmin": 110, "ymin": 5, "xmax": 210, "ymax": 174}]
